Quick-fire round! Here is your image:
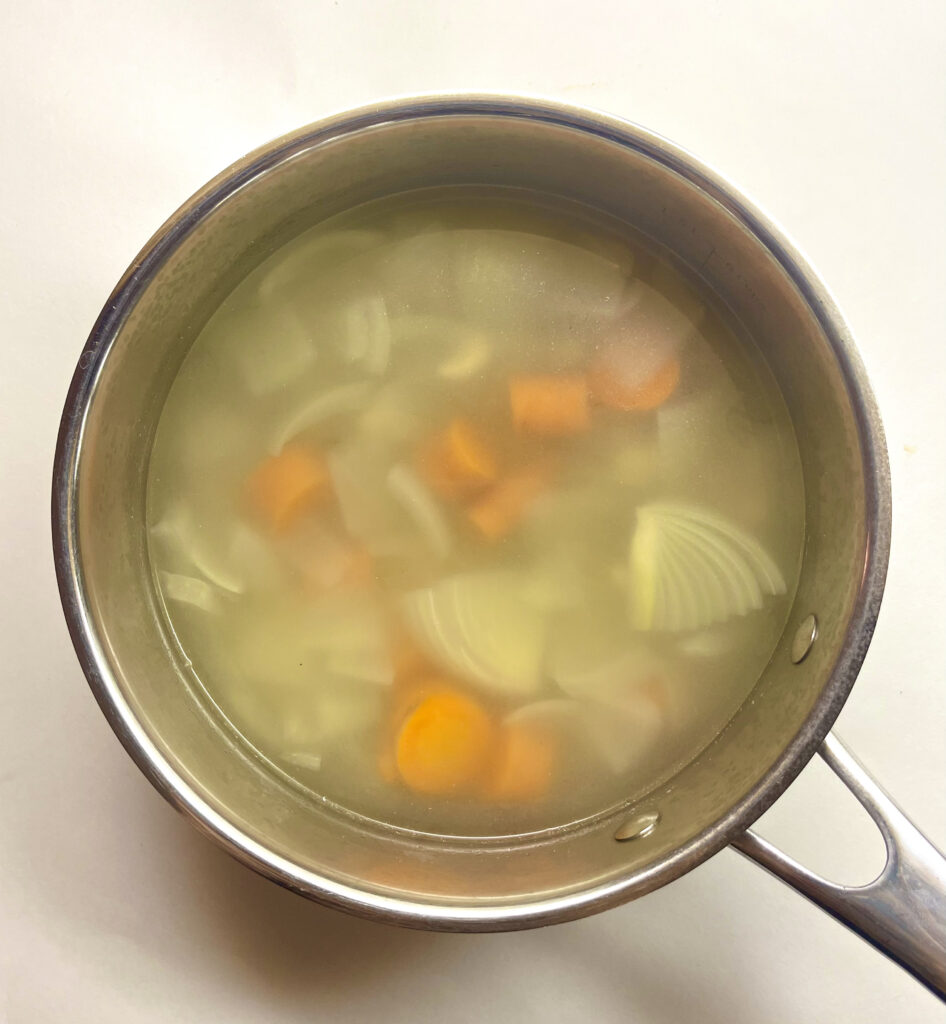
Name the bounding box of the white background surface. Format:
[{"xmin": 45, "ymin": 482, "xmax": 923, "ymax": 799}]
[{"xmin": 1, "ymin": 2, "xmax": 944, "ymax": 1021}]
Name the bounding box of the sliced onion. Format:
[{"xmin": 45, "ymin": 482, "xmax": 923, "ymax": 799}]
[
  {"xmin": 283, "ymin": 752, "xmax": 323, "ymax": 772},
  {"xmin": 508, "ymin": 695, "xmax": 664, "ymax": 776},
  {"xmin": 306, "ymin": 594, "xmax": 394, "ymax": 687},
  {"xmin": 257, "ymin": 229, "xmax": 384, "ymax": 301},
  {"xmin": 678, "ymin": 628, "xmax": 736, "ymax": 659},
  {"xmin": 581, "ymin": 698, "xmax": 664, "ymax": 774},
  {"xmin": 327, "ymin": 442, "xmax": 414, "ymax": 557},
  {"xmin": 269, "ymin": 381, "xmax": 375, "ymax": 454},
  {"xmin": 628, "ymin": 502, "xmax": 786, "ymax": 632},
  {"xmin": 159, "ymin": 571, "xmax": 222, "ymax": 614},
  {"xmin": 386, "ymin": 464, "xmax": 453, "ymax": 559},
  {"xmin": 280, "ymin": 678, "xmax": 384, "ymax": 751},
  {"xmin": 341, "ymin": 293, "xmax": 391, "ymax": 375},
  {"xmin": 229, "ymin": 303, "xmax": 316, "ymax": 396},
  {"xmin": 437, "ymin": 331, "xmax": 493, "ymax": 379},
  {"xmin": 400, "ymin": 572, "xmax": 547, "ymax": 697},
  {"xmin": 453, "ymin": 230, "xmax": 628, "ymax": 340},
  {"xmin": 151, "ymin": 505, "xmax": 278, "ymax": 595}
]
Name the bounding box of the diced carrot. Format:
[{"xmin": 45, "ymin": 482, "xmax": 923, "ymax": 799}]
[
  {"xmin": 417, "ymin": 418, "xmax": 498, "ymax": 499},
  {"xmin": 589, "ymin": 355, "xmax": 680, "ymax": 412},
  {"xmin": 395, "ymin": 690, "xmax": 497, "ymax": 795},
  {"xmin": 468, "ymin": 467, "xmax": 548, "ymax": 541},
  {"xmin": 482, "ymin": 721, "xmax": 556, "ymax": 802},
  {"xmin": 509, "ymin": 374, "xmax": 590, "ymax": 436},
  {"xmin": 245, "ymin": 445, "xmax": 329, "ymax": 532}
]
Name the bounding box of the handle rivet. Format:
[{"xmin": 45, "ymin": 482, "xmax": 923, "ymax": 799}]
[
  {"xmin": 791, "ymin": 614, "xmax": 818, "ymax": 664},
  {"xmin": 614, "ymin": 810, "xmax": 660, "ymax": 842}
]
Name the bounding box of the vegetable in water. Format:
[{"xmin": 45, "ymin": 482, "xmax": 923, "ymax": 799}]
[
  {"xmin": 159, "ymin": 571, "xmax": 223, "ymax": 614},
  {"xmin": 628, "ymin": 502, "xmax": 786, "ymax": 632},
  {"xmin": 591, "ymin": 353, "xmax": 681, "ymax": 412},
  {"xmin": 417, "ymin": 418, "xmax": 498, "ymax": 499},
  {"xmin": 147, "ymin": 194, "xmax": 804, "ymax": 837},
  {"xmin": 245, "ymin": 445, "xmax": 330, "ymax": 533},
  {"xmin": 395, "ymin": 689, "xmax": 497, "ymax": 795},
  {"xmin": 509, "ymin": 374, "xmax": 590, "ymax": 436},
  {"xmin": 386, "ymin": 463, "xmax": 453, "ymax": 559},
  {"xmin": 400, "ymin": 572, "xmax": 547, "ymax": 697},
  {"xmin": 437, "ymin": 331, "xmax": 493, "ymax": 379},
  {"xmin": 269, "ymin": 380, "xmax": 375, "ymax": 454},
  {"xmin": 467, "ymin": 465, "xmax": 550, "ymax": 541},
  {"xmin": 483, "ymin": 718, "xmax": 556, "ymax": 802}
]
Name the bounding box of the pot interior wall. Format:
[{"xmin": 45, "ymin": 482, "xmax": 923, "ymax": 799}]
[{"xmin": 69, "ymin": 108, "xmax": 873, "ymax": 917}]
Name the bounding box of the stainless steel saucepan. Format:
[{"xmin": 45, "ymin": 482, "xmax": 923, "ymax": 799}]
[{"xmin": 51, "ymin": 97, "xmax": 946, "ymax": 998}]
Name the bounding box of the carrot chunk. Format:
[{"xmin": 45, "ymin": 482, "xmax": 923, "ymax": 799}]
[
  {"xmin": 395, "ymin": 690, "xmax": 497, "ymax": 795},
  {"xmin": 589, "ymin": 355, "xmax": 680, "ymax": 412},
  {"xmin": 482, "ymin": 721, "xmax": 556, "ymax": 802},
  {"xmin": 468, "ymin": 467, "xmax": 548, "ymax": 541},
  {"xmin": 509, "ymin": 374, "xmax": 590, "ymax": 436},
  {"xmin": 245, "ymin": 445, "xmax": 329, "ymax": 532},
  {"xmin": 417, "ymin": 418, "xmax": 498, "ymax": 499}
]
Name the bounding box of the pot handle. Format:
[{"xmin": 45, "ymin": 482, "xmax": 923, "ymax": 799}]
[{"xmin": 732, "ymin": 732, "xmax": 946, "ymax": 1000}]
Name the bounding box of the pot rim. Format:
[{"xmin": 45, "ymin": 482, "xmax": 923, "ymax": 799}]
[{"xmin": 51, "ymin": 94, "xmax": 891, "ymax": 931}]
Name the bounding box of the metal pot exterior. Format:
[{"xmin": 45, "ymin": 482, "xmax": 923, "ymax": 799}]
[{"xmin": 53, "ymin": 97, "xmax": 890, "ymax": 930}]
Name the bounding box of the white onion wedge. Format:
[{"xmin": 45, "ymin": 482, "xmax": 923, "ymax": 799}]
[
  {"xmin": 269, "ymin": 381, "xmax": 375, "ymax": 454},
  {"xmin": 400, "ymin": 572, "xmax": 546, "ymax": 697},
  {"xmin": 160, "ymin": 572, "xmax": 222, "ymax": 614},
  {"xmin": 628, "ymin": 502, "xmax": 785, "ymax": 632}
]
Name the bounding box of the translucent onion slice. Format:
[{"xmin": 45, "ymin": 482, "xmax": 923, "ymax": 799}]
[
  {"xmin": 551, "ymin": 646, "xmax": 667, "ymax": 705},
  {"xmin": 151, "ymin": 505, "xmax": 278, "ymax": 595},
  {"xmin": 628, "ymin": 502, "xmax": 786, "ymax": 632},
  {"xmin": 386, "ymin": 464, "xmax": 453, "ymax": 559},
  {"xmin": 400, "ymin": 572, "xmax": 547, "ymax": 697},
  {"xmin": 453, "ymin": 230, "xmax": 629, "ymax": 339},
  {"xmin": 258, "ymin": 230, "xmax": 384, "ymax": 301},
  {"xmin": 340, "ymin": 294, "xmax": 391, "ymax": 375},
  {"xmin": 306, "ymin": 595, "xmax": 395, "ymax": 687},
  {"xmin": 508, "ymin": 696, "xmax": 664, "ymax": 776},
  {"xmin": 228, "ymin": 303, "xmax": 316, "ymax": 396},
  {"xmin": 327, "ymin": 443, "xmax": 415, "ymax": 557},
  {"xmin": 269, "ymin": 381, "xmax": 375, "ymax": 454},
  {"xmin": 581, "ymin": 698, "xmax": 665, "ymax": 774},
  {"xmin": 437, "ymin": 332, "xmax": 493, "ymax": 379},
  {"xmin": 280, "ymin": 678, "xmax": 384, "ymax": 754},
  {"xmin": 159, "ymin": 572, "xmax": 222, "ymax": 614}
]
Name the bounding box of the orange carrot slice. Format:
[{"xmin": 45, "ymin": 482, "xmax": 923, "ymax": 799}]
[
  {"xmin": 417, "ymin": 418, "xmax": 498, "ymax": 499},
  {"xmin": 509, "ymin": 374, "xmax": 590, "ymax": 436},
  {"xmin": 482, "ymin": 721, "xmax": 556, "ymax": 802},
  {"xmin": 589, "ymin": 355, "xmax": 680, "ymax": 412},
  {"xmin": 245, "ymin": 445, "xmax": 329, "ymax": 532},
  {"xmin": 468, "ymin": 467, "xmax": 548, "ymax": 541},
  {"xmin": 377, "ymin": 671, "xmax": 438, "ymax": 783},
  {"xmin": 395, "ymin": 690, "xmax": 497, "ymax": 795}
]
